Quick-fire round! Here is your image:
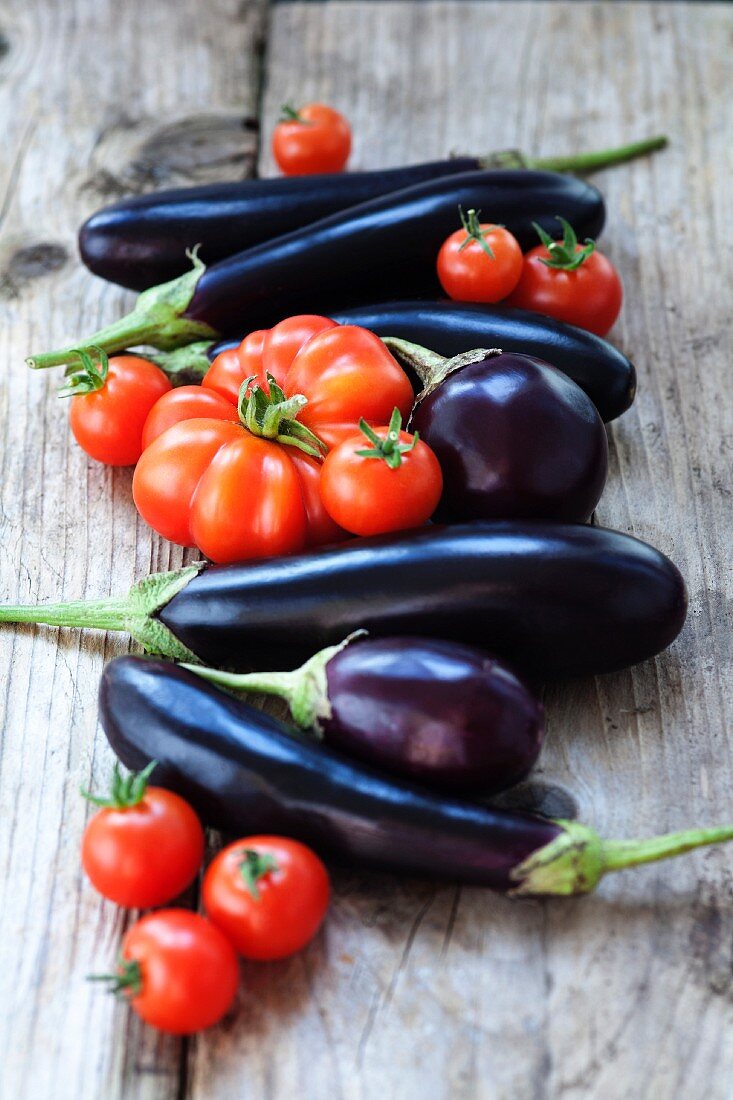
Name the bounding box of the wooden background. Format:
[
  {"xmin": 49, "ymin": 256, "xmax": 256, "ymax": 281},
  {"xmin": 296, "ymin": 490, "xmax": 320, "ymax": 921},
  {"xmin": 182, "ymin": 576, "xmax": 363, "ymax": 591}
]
[{"xmin": 1, "ymin": 2, "xmax": 732, "ymax": 1097}]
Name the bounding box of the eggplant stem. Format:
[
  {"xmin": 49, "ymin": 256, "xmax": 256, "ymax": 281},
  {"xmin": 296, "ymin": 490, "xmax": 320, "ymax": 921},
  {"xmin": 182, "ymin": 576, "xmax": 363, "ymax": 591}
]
[
  {"xmin": 149, "ymin": 341, "xmax": 216, "ymax": 385},
  {"xmin": 382, "ymin": 336, "xmax": 501, "ymax": 401},
  {"xmin": 180, "ymin": 635, "xmax": 361, "ymax": 731},
  {"xmin": 510, "ymin": 818, "xmax": 733, "ymax": 897},
  {"xmin": 0, "ymin": 565, "xmax": 202, "ymax": 661},
  {"xmin": 479, "ymin": 134, "xmax": 668, "ymax": 175},
  {"xmin": 27, "ymin": 251, "xmax": 217, "ymax": 370}
]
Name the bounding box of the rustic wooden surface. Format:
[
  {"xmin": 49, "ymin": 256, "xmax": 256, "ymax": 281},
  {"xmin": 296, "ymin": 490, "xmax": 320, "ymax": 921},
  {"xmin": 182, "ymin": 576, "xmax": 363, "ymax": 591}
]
[{"xmin": 1, "ymin": 2, "xmax": 732, "ymax": 1097}]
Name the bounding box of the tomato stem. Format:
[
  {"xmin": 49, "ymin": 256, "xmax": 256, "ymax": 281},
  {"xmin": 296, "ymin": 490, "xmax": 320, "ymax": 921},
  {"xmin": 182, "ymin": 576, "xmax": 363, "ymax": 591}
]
[
  {"xmin": 238, "ymin": 849, "xmax": 279, "ymax": 899},
  {"xmin": 479, "ymin": 134, "xmax": 668, "ymax": 174},
  {"xmin": 27, "ymin": 250, "xmax": 217, "ymax": 371},
  {"xmin": 238, "ymin": 373, "xmax": 327, "ymax": 458},
  {"xmin": 81, "ymin": 760, "xmax": 158, "ymax": 809},
  {"xmin": 279, "ymin": 103, "xmax": 314, "ymax": 126},
  {"xmin": 88, "ymin": 956, "xmax": 143, "ymax": 999},
  {"xmin": 355, "ymin": 407, "xmax": 417, "ymax": 469},
  {"xmin": 533, "ymin": 217, "xmax": 595, "ymax": 271},
  {"xmin": 457, "ymin": 207, "xmax": 496, "ymax": 259},
  {"xmin": 511, "ymin": 819, "xmax": 733, "ymax": 896},
  {"xmin": 57, "ymin": 347, "xmax": 110, "ymax": 398}
]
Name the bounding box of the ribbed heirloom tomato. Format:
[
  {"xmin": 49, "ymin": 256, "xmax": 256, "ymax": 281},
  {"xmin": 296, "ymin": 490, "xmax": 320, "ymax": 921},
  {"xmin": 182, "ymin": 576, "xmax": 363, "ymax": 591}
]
[{"xmin": 134, "ymin": 317, "xmax": 414, "ymax": 563}]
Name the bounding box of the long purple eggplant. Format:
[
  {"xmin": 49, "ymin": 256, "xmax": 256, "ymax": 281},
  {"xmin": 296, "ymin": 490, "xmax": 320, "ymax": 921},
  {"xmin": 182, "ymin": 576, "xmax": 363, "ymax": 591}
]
[
  {"xmin": 0, "ymin": 522, "xmax": 687, "ymax": 679},
  {"xmin": 30, "ymin": 170, "xmax": 605, "ymax": 368},
  {"xmin": 78, "ymin": 136, "xmax": 666, "ymax": 292},
  {"xmin": 100, "ymin": 656, "xmax": 733, "ymax": 896},
  {"xmin": 183, "ymin": 635, "xmax": 545, "ymax": 793},
  {"xmin": 210, "ymin": 300, "xmax": 637, "ymax": 423}
]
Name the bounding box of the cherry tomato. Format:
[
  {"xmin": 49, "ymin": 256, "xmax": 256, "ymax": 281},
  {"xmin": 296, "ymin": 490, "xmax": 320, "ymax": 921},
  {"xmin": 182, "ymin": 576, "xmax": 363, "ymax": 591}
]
[
  {"xmin": 437, "ymin": 208, "xmax": 523, "ymax": 303},
  {"xmin": 320, "ymin": 408, "xmax": 443, "ymax": 536},
  {"xmin": 64, "ymin": 349, "xmax": 171, "ymax": 466},
  {"xmin": 112, "ymin": 910, "xmax": 239, "ymax": 1034},
  {"xmin": 507, "ymin": 217, "xmax": 623, "ymax": 336},
  {"xmin": 202, "ymin": 837, "xmax": 330, "ymax": 961},
  {"xmin": 136, "ymin": 319, "xmax": 413, "ymax": 562},
  {"xmin": 81, "ymin": 761, "xmax": 204, "ymax": 909},
  {"xmin": 272, "ymin": 103, "xmax": 351, "ymax": 175}
]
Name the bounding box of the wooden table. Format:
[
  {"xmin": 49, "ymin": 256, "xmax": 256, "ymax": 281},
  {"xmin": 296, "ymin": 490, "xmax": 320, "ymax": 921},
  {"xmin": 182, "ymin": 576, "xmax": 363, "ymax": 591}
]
[{"xmin": 1, "ymin": 2, "xmax": 732, "ymax": 1097}]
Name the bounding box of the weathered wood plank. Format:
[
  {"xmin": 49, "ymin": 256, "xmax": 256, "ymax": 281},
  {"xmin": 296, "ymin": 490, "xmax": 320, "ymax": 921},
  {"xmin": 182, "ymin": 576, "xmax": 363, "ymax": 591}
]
[
  {"xmin": 0, "ymin": 1, "xmax": 265, "ymax": 1097},
  {"xmin": 184, "ymin": 3, "xmax": 733, "ymax": 1099},
  {"xmin": 3, "ymin": 2, "xmax": 733, "ymax": 1099}
]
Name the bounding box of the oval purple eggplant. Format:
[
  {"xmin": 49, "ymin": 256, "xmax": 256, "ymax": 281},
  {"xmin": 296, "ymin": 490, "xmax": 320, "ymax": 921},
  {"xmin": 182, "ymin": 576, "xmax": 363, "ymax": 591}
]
[
  {"xmin": 320, "ymin": 637, "xmax": 544, "ymax": 793},
  {"xmin": 184, "ymin": 635, "xmax": 545, "ymax": 795},
  {"xmin": 410, "ymin": 351, "xmax": 608, "ymax": 522}
]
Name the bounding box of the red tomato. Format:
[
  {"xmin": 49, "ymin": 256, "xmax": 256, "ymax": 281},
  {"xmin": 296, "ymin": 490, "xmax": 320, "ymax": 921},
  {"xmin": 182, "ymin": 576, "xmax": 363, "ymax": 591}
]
[
  {"xmin": 202, "ymin": 837, "xmax": 330, "ymax": 961},
  {"xmin": 135, "ymin": 319, "xmax": 413, "ymax": 562},
  {"xmin": 320, "ymin": 409, "xmax": 443, "ymax": 536},
  {"xmin": 272, "ymin": 103, "xmax": 351, "ymax": 175},
  {"xmin": 508, "ymin": 219, "xmax": 623, "ymax": 336},
  {"xmin": 437, "ymin": 209, "xmax": 523, "ymax": 303},
  {"xmin": 204, "ymin": 315, "xmax": 336, "ymax": 401},
  {"xmin": 141, "ymin": 385, "xmax": 239, "ymax": 451},
  {"xmin": 81, "ymin": 761, "xmax": 204, "ymax": 909},
  {"xmin": 116, "ymin": 910, "xmax": 239, "ymax": 1034},
  {"xmin": 66, "ymin": 351, "xmax": 171, "ymax": 466}
]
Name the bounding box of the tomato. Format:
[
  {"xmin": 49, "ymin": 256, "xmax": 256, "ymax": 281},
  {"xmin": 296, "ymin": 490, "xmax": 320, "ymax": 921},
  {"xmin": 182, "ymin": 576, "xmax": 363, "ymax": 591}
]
[
  {"xmin": 507, "ymin": 217, "xmax": 623, "ymax": 336},
  {"xmin": 141, "ymin": 385, "xmax": 239, "ymax": 451},
  {"xmin": 272, "ymin": 103, "xmax": 351, "ymax": 175},
  {"xmin": 320, "ymin": 408, "xmax": 443, "ymax": 536},
  {"xmin": 63, "ymin": 349, "xmax": 171, "ymax": 466},
  {"xmin": 202, "ymin": 837, "xmax": 330, "ymax": 961},
  {"xmin": 437, "ymin": 208, "xmax": 523, "ymax": 303},
  {"xmin": 108, "ymin": 910, "xmax": 239, "ymax": 1034},
  {"xmin": 204, "ymin": 315, "xmax": 336, "ymax": 401},
  {"xmin": 81, "ymin": 761, "xmax": 204, "ymax": 909},
  {"xmin": 135, "ymin": 319, "xmax": 413, "ymax": 562}
]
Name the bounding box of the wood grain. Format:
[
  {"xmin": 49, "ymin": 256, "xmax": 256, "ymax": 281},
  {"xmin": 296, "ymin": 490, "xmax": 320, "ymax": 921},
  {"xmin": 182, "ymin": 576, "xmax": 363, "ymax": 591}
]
[
  {"xmin": 0, "ymin": 0, "xmax": 266, "ymax": 1096},
  {"xmin": 2, "ymin": 2, "xmax": 733, "ymax": 1098}
]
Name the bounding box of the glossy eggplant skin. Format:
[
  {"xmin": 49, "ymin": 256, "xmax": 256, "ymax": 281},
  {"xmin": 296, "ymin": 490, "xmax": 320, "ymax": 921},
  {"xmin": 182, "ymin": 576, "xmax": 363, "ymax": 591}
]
[
  {"xmin": 79, "ymin": 159, "xmax": 481, "ymax": 291},
  {"xmin": 211, "ymin": 301, "xmax": 636, "ymax": 423},
  {"xmin": 411, "ymin": 353, "xmax": 609, "ymax": 523},
  {"xmin": 158, "ymin": 521, "xmax": 687, "ymax": 679},
  {"xmin": 100, "ymin": 657, "xmax": 559, "ymax": 889},
  {"xmin": 323, "ymin": 637, "xmax": 544, "ymax": 793},
  {"xmin": 182, "ymin": 171, "xmax": 605, "ymax": 335}
]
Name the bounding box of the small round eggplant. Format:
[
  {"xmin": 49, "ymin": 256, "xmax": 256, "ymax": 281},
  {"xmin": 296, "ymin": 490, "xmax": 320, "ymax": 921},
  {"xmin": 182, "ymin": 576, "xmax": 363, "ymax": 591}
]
[
  {"xmin": 185, "ymin": 635, "xmax": 545, "ymax": 794},
  {"xmin": 393, "ymin": 340, "xmax": 608, "ymax": 523}
]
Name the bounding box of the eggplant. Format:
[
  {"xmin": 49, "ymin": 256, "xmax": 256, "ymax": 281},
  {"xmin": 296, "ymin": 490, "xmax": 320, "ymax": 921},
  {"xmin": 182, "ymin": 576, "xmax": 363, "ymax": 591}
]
[
  {"xmin": 79, "ymin": 159, "xmax": 483, "ymax": 292},
  {"xmin": 0, "ymin": 522, "xmax": 687, "ymax": 679},
  {"xmin": 210, "ymin": 300, "xmax": 637, "ymax": 423},
  {"xmin": 30, "ymin": 170, "xmax": 605, "ymax": 369},
  {"xmin": 184, "ymin": 635, "xmax": 545, "ymax": 793},
  {"xmin": 78, "ymin": 136, "xmax": 667, "ymax": 292},
  {"xmin": 100, "ymin": 656, "xmax": 733, "ymax": 896},
  {"xmin": 399, "ymin": 345, "xmax": 609, "ymax": 523}
]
